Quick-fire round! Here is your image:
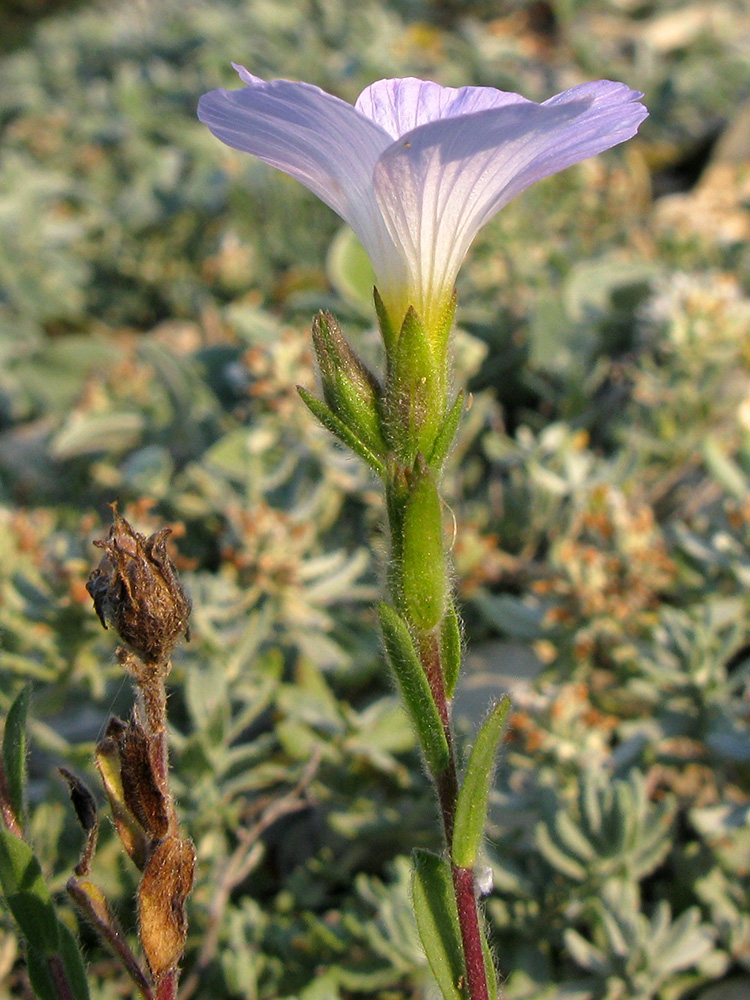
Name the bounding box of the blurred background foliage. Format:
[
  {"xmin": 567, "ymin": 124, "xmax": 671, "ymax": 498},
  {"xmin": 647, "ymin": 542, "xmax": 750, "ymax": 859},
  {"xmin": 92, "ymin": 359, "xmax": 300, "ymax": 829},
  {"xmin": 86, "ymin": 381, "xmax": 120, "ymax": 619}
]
[{"xmin": 0, "ymin": 0, "xmax": 749, "ymax": 997}]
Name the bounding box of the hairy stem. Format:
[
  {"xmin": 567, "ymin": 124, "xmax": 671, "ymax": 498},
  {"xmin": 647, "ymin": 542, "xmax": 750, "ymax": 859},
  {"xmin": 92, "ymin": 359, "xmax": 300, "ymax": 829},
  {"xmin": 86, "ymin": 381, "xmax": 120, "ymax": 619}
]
[
  {"xmin": 388, "ymin": 503, "xmax": 490, "ymax": 1000},
  {"xmin": 156, "ymin": 970, "xmax": 178, "ymax": 1000},
  {"xmin": 47, "ymin": 954, "xmax": 76, "ymax": 1000},
  {"xmin": 417, "ymin": 631, "xmax": 489, "ymax": 1000},
  {"xmin": 452, "ymin": 867, "xmax": 489, "ymax": 1000},
  {"xmin": 142, "ymin": 667, "xmax": 178, "ymax": 837}
]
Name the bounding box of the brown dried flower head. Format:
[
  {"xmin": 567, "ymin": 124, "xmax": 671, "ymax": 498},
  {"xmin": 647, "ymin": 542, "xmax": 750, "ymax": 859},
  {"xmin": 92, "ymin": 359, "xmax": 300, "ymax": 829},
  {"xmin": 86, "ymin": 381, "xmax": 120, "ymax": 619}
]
[{"xmin": 87, "ymin": 508, "xmax": 191, "ymax": 665}]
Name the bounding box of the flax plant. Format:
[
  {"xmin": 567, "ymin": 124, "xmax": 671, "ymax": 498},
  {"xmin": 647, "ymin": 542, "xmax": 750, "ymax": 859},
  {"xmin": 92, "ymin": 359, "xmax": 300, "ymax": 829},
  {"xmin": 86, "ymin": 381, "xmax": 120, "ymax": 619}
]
[{"xmin": 198, "ymin": 71, "xmax": 647, "ymax": 1000}]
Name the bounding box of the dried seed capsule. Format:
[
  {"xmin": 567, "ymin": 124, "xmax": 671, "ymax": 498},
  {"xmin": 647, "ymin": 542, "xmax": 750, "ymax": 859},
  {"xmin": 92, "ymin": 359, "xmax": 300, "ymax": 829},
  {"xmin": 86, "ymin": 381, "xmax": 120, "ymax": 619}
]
[
  {"xmin": 139, "ymin": 836, "xmax": 195, "ymax": 986},
  {"xmin": 87, "ymin": 509, "xmax": 191, "ymax": 666}
]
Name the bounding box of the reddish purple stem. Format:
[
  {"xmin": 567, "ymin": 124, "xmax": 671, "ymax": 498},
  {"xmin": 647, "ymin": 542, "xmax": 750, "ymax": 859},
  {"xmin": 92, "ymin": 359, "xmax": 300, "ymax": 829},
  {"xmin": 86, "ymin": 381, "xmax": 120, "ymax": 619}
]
[
  {"xmin": 418, "ymin": 631, "xmax": 490, "ymax": 1000},
  {"xmin": 47, "ymin": 955, "xmax": 76, "ymax": 1000},
  {"xmin": 156, "ymin": 970, "xmax": 178, "ymax": 1000}
]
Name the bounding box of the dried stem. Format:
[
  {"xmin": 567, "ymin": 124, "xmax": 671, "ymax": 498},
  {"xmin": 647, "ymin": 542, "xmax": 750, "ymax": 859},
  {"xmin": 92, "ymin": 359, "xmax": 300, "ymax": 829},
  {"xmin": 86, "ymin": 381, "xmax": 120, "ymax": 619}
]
[{"xmin": 87, "ymin": 512, "xmax": 195, "ymax": 998}]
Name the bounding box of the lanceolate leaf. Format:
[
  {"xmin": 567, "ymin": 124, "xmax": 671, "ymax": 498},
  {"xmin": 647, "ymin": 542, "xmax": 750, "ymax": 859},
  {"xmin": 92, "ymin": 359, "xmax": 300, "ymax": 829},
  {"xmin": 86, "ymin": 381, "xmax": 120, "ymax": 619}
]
[
  {"xmin": 481, "ymin": 923, "xmax": 499, "ymax": 1000},
  {"xmin": 26, "ymin": 922, "xmax": 90, "ymax": 1000},
  {"xmin": 0, "ymin": 829, "xmax": 60, "ymax": 954},
  {"xmin": 2, "ymin": 684, "xmax": 31, "ymax": 828},
  {"xmin": 440, "ymin": 603, "xmax": 462, "ymax": 699},
  {"xmin": 297, "ymin": 385, "xmax": 385, "ymax": 476},
  {"xmin": 412, "ymin": 848, "xmax": 464, "ymax": 1000},
  {"xmin": 452, "ymin": 697, "xmax": 511, "ymax": 869},
  {"xmin": 428, "ymin": 391, "xmax": 464, "ymax": 472},
  {"xmin": 377, "ymin": 603, "xmax": 450, "ymax": 776}
]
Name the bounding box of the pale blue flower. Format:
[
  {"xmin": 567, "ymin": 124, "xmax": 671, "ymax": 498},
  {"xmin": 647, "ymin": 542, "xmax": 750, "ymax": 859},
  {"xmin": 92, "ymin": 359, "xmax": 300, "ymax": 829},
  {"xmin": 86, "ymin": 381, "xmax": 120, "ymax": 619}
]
[{"xmin": 198, "ymin": 71, "xmax": 647, "ymax": 336}]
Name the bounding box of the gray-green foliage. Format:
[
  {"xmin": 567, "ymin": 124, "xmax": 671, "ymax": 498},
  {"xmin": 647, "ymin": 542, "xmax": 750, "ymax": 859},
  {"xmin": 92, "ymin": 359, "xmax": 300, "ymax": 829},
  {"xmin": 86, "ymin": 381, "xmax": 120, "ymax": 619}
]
[
  {"xmin": 564, "ymin": 883, "xmax": 719, "ymax": 1000},
  {"xmin": 535, "ymin": 770, "xmax": 674, "ymax": 886},
  {"xmin": 0, "ymin": 0, "xmax": 749, "ymax": 998}
]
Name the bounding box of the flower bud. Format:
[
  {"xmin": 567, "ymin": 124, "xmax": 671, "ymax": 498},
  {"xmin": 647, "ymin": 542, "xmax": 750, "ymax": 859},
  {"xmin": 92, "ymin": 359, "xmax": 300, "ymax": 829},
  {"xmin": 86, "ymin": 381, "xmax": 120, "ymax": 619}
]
[
  {"xmin": 311, "ymin": 311, "xmax": 386, "ymax": 457},
  {"xmin": 87, "ymin": 510, "xmax": 191, "ymax": 666},
  {"xmin": 383, "ymin": 307, "xmax": 445, "ymax": 461}
]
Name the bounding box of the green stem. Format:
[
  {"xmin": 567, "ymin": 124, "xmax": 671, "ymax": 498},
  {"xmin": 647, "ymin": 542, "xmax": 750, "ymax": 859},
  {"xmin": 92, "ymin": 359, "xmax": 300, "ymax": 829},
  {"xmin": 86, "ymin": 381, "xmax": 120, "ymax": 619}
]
[
  {"xmin": 317, "ymin": 296, "xmax": 491, "ymax": 1000},
  {"xmin": 387, "ymin": 484, "xmax": 490, "ymax": 1000},
  {"xmin": 416, "ymin": 631, "xmax": 489, "ymax": 1000}
]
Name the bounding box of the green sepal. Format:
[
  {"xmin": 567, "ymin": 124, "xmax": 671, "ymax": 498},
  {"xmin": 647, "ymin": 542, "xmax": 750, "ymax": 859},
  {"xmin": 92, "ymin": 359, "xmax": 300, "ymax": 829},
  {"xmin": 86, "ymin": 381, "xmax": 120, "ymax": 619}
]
[
  {"xmin": 377, "ymin": 603, "xmax": 450, "ymax": 776},
  {"xmin": 428, "ymin": 392, "xmax": 464, "ymax": 472},
  {"xmin": 0, "ymin": 829, "xmax": 60, "ymax": 954},
  {"xmin": 297, "ymin": 386, "xmax": 385, "ymax": 476},
  {"xmin": 384, "ymin": 307, "xmax": 445, "ymax": 461},
  {"xmin": 412, "ymin": 848, "xmax": 464, "ymax": 1000},
  {"xmin": 452, "ymin": 697, "xmax": 511, "ymax": 869},
  {"xmin": 433, "ymin": 290, "xmax": 457, "ymax": 357},
  {"xmin": 27, "ymin": 922, "xmax": 90, "ymax": 1000},
  {"xmin": 400, "ymin": 457, "xmax": 447, "ymax": 632},
  {"xmin": 311, "ymin": 311, "xmax": 386, "ymax": 458},
  {"xmin": 440, "ymin": 603, "xmax": 462, "ymax": 699},
  {"xmin": 373, "ymin": 286, "xmax": 397, "ymax": 355},
  {"xmin": 3, "ymin": 684, "xmax": 31, "ymax": 829}
]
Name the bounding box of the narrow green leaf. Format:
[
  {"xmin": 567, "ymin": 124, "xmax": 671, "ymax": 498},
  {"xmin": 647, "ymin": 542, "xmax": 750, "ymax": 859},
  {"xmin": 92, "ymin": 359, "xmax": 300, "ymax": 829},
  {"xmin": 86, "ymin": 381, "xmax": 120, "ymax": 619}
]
[
  {"xmin": 26, "ymin": 945, "xmax": 58, "ymax": 1000},
  {"xmin": 297, "ymin": 386, "xmax": 385, "ymax": 476},
  {"xmin": 412, "ymin": 848, "xmax": 464, "ymax": 1000},
  {"xmin": 377, "ymin": 604, "xmax": 451, "ymax": 776},
  {"xmin": 440, "ymin": 603, "xmax": 462, "ymax": 699},
  {"xmin": 27, "ymin": 922, "xmax": 91, "ymax": 1000},
  {"xmin": 452, "ymin": 698, "xmax": 510, "ymax": 869},
  {"xmin": 3, "ymin": 684, "xmax": 31, "ymax": 827},
  {"xmin": 0, "ymin": 830, "xmax": 60, "ymax": 954},
  {"xmin": 56, "ymin": 920, "xmax": 91, "ymax": 1000},
  {"xmin": 373, "ymin": 286, "xmax": 397, "ymax": 355},
  {"xmin": 480, "ymin": 922, "xmax": 498, "ymax": 1000},
  {"xmin": 428, "ymin": 391, "xmax": 464, "ymax": 472}
]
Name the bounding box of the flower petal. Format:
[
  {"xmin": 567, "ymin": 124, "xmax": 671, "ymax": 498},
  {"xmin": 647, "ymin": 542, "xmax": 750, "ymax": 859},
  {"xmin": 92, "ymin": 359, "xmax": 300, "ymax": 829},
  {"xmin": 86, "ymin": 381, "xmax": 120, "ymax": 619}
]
[
  {"xmin": 371, "ymin": 81, "xmax": 647, "ymax": 327},
  {"xmin": 197, "ymin": 69, "xmax": 392, "ymax": 238},
  {"xmin": 355, "ymin": 77, "xmax": 528, "ymax": 139}
]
